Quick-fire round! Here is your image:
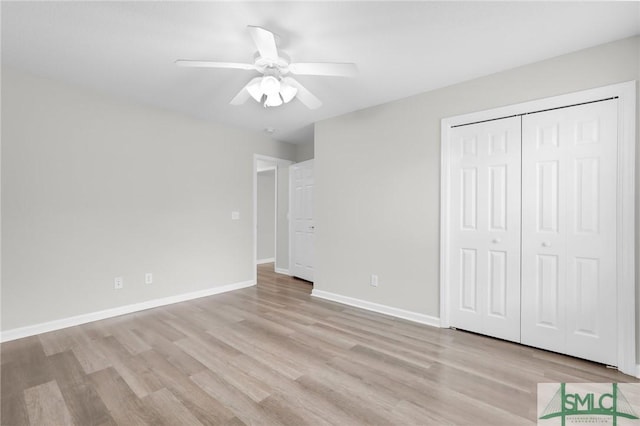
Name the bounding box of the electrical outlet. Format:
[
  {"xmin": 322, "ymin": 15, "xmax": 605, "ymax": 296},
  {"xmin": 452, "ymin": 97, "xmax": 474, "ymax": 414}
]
[
  {"xmin": 114, "ymin": 276, "xmax": 123, "ymax": 290},
  {"xmin": 370, "ymin": 274, "xmax": 379, "ymax": 287},
  {"xmin": 145, "ymin": 273, "xmax": 153, "ymax": 284}
]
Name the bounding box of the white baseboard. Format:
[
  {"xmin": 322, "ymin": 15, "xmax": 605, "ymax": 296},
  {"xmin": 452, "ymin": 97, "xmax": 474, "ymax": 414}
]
[
  {"xmin": 256, "ymin": 258, "xmax": 275, "ymax": 265},
  {"xmin": 274, "ymin": 267, "xmax": 291, "ymax": 276},
  {"xmin": 0, "ymin": 279, "xmax": 255, "ymax": 343},
  {"xmin": 636, "ymin": 364, "xmax": 640, "ymax": 379},
  {"xmin": 311, "ymin": 289, "xmax": 441, "ymax": 328}
]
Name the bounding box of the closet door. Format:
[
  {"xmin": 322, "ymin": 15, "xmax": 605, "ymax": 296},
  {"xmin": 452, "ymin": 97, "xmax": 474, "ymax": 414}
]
[
  {"xmin": 449, "ymin": 117, "xmax": 521, "ymax": 342},
  {"xmin": 521, "ymin": 100, "xmax": 618, "ymax": 365}
]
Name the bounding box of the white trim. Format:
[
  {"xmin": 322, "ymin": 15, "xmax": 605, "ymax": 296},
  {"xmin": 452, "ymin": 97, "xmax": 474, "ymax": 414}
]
[
  {"xmin": 257, "ymin": 165, "xmax": 277, "ymax": 173},
  {"xmin": 274, "ymin": 267, "xmax": 291, "ymax": 276},
  {"xmin": 257, "ymin": 258, "xmax": 275, "ymax": 265},
  {"xmin": 615, "ymin": 82, "xmax": 636, "ymax": 378},
  {"xmin": 440, "ymin": 118, "xmax": 452, "ymax": 329},
  {"xmin": 0, "ymin": 279, "xmax": 255, "ymax": 343},
  {"xmin": 636, "ymin": 364, "xmax": 640, "ymax": 379},
  {"xmin": 272, "ymin": 167, "xmax": 278, "ymax": 271},
  {"xmin": 442, "ymin": 83, "xmax": 632, "ymax": 127},
  {"xmin": 312, "ymin": 289, "xmax": 441, "ymax": 328},
  {"xmin": 289, "ymin": 163, "xmax": 293, "ymax": 278},
  {"xmin": 440, "ymin": 81, "xmax": 636, "ymax": 377}
]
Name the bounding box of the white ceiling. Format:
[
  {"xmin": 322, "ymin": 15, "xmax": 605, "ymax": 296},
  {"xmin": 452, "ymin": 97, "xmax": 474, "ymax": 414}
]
[{"xmin": 2, "ymin": 2, "xmax": 639, "ymax": 144}]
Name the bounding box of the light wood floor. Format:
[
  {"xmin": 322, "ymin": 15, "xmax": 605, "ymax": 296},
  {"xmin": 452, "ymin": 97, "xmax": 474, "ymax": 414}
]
[{"xmin": 2, "ymin": 264, "xmax": 638, "ymax": 425}]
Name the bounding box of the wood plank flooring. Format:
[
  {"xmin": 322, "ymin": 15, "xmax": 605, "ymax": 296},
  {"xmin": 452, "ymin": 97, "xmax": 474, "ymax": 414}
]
[{"xmin": 2, "ymin": 263, "xmax": 638, "ymax": 425}]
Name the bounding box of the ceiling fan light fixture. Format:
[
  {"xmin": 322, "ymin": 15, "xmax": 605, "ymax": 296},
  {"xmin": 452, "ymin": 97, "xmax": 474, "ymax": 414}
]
[
  {"xmin": 280, "ymin": 82, "xmax": 298, "ymax": 103},
  {"xmin": 264, "ymin": 93, "xmax": 283, "ymax": 108},
  {"xmin": 260, "ymin": 76, "xmax": 281, "ymax": 96},
  {"xmin": 247, "ymin": 80, "xmax": 263, "ymax": 102}
]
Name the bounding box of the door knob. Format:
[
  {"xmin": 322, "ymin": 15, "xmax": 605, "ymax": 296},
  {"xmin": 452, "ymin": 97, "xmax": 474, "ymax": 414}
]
[
  {"xmin": 542, "ymin": 241, "xmax": 551, "ymax": 247},
  {"xmin": 492, "ymin": 238, "xmax": 501, "ymax": 243}
]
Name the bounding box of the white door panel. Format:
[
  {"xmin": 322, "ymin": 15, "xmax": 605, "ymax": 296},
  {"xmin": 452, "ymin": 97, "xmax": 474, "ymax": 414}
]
[
  {"xmin": 449, "ymin": 116, "xmax": 521, "ymax": 342},
  {"xmin": 521, "ymin": 111, "xmax": 567, "ymax": 353},
  {"xmin": 291, "ymin": 160, "xmax": 314, "ymax": 282},
  {"xmin": 521, "ymin": 100, "xmax": 617, "ymax": 365}
]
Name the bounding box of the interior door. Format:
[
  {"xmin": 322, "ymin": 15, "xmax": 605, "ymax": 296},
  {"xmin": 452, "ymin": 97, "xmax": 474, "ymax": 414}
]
[
  {"xmin": 449, "ymin": 116, "xmax": 521, "ymax": 342},
  {"xmin": 521, "ymin": 100, "xmax": 618, "ymax": 365},
  {"xmin": 291, "ymin": 160, "xmax": 315, "ymax": 282}
]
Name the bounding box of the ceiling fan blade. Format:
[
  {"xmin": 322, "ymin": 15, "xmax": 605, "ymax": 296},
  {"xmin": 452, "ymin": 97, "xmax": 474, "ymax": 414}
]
[
  {"xmin": 175, "ymin": 60, "xmax": 256, "ymax": 70},
  {"xmin": 230, "ymin": 77, "xmax": 263, "ymax": 105},
  {"xmin": 289, "ymin": 62, "xmax": 358, "ymax": 78},
  {"xmin": 281, "ymin": 77, "xmax": 322, "ymax": 109},
  {"xmin": 247, "ymin": 26, "xmax": 279, "ymax": 61}
]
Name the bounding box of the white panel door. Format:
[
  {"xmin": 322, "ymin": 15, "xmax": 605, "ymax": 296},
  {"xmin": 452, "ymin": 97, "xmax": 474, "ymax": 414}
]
[
  {"xmin": 449, "ymin": 117, "xmax": 521, "ymax": 342},
  {"xmin": 291, "ymin": 160, "xmax": 315, "ymax": 282},
  {"xmin": 521, "ymin": 100, "xmax": 618, "ymax": 365}
]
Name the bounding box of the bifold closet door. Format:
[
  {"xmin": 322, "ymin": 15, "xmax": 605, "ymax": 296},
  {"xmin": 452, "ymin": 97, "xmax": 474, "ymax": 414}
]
[
  {"xmin": 521, "ymin": 100, "xmax": 618, "ymax": 366},
  {"xmin": 449, "ymin": 117, "xmax": 521, "ymax": 342}
]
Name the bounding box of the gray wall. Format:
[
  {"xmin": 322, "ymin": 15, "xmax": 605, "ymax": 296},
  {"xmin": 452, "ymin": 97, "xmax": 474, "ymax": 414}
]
[
  {"xmin": 315, "ymin": 37, "xmax": 640, "ymax": 355},
  {"xmin": 257, "ymin": 169, "xmax": 276, "ymax": 262},
  {"xmin": 1, "ymin": 68, "xmax": 295, "ymax": 331},
  {"xmin": 295, "ymin": 141, "xmax": 315, "ymax": 162}
]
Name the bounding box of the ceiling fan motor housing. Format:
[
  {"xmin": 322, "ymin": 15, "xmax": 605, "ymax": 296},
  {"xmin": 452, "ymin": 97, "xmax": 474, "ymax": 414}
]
[{"xmin": 254, "ymin": 54, "xmax": 290, "ymax": 75}]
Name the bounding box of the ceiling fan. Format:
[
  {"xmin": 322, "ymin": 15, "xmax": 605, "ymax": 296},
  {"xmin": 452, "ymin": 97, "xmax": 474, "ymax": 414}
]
[{"xmin": 175, "ymin": 26, "xmax": 358, "ymax": 109}]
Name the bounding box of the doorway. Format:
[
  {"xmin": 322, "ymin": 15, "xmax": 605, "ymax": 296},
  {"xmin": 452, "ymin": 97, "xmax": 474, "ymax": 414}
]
[
  {"xmin": 253, "ymin": 155, "xmax": 293, "ymax": 282},
  {"xmin": 257, "ymin": 166, "xmax": 276, "ymax": 265}
]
